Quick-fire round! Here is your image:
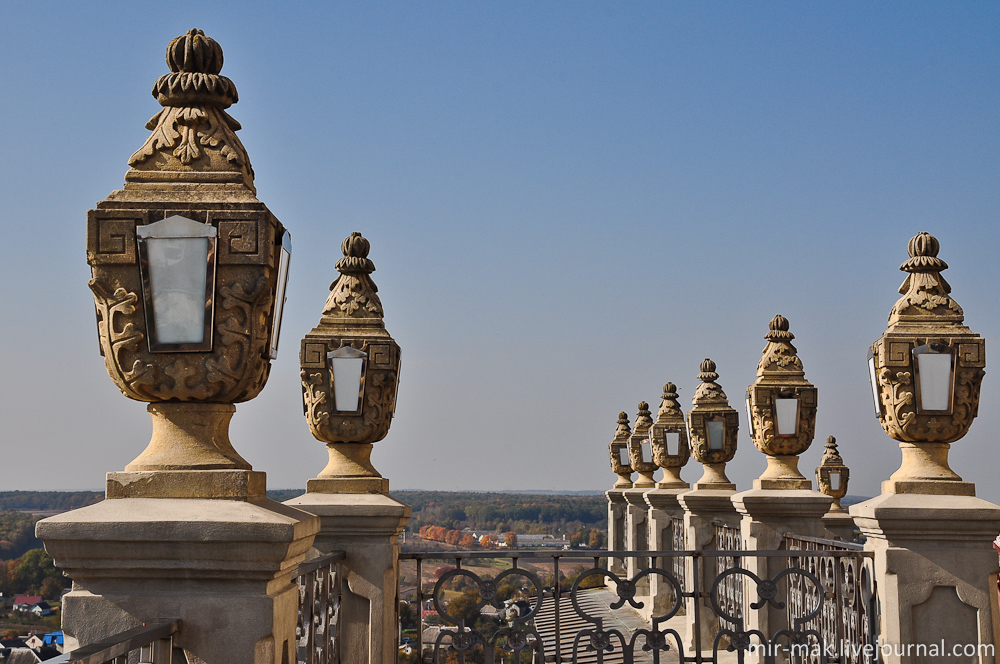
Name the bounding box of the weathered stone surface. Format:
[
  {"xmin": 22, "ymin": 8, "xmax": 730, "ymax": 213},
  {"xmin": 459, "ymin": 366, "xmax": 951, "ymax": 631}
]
[
  {"xmin": 287, "ymin": 492, "xmax": 410, "ymax": 664},
  {"xmin": 38, "ymin": 497, "xmax": 319, "ymax": 664}
]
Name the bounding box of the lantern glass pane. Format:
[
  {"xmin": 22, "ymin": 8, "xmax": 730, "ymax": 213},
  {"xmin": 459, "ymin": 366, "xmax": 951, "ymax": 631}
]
[
  {"xmin": 619, "ymin": 447, "xmax": 630, "ymax": 467},
  {"xmin": 775, "ymin": 398, "xmax": 799, "ymax": 436},
  {"xmin": 138, "ymin": 215, "xmax": 217, "ymax": 346},
  {"xmin": 868, "ymin": 355, "xmax": 882, "ymax": 417},
  {"xmin": 665, "ymin": 432, "xmax": 680, "ymax": 456},
  {"xmin": 745, "ymin": 398, "xmax": 754, "ymax": 437},
  {"xmin": 830, "ymin": 471, "xmax": 840, "ymax": 492},
  {"xmin": 707, "ymin": 420, "xmax": 724, "ymax": 450},
  {"xmin": 329, "ymin": 346, "xmax": 367, "ymax": 412},
  {"xmin": 916, "ymin": 351, "xmax": 952, "ymax": 411},
  {"xmin": 269, "ymin": 231, "xmax": 292, "ymax": 359},
  {"xmin": 640, "ymin": 440, "xmax": 652, "ymax": 464}
]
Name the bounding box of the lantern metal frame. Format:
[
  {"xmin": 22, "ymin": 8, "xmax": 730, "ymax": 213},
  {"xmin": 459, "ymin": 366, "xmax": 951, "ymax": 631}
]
[
  {"xmin": 328, "ymin": 344, "xmax": 368, "ymax": 414},
  {"xmin": 910, "ymin": 341, "xmax": 957, "ymax": 415}
]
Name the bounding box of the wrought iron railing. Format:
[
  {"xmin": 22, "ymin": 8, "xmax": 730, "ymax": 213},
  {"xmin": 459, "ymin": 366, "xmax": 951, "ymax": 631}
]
[
  {"xmin": 400, "ymin": 547, "xmax": 875, "ymax": 664},
  {"xmin": 296, "ymin": 550, "xmax": 346, "ymax": 664},
  {"xmin": 785, "ymin": 535, "xmax": 876, "ymax": 664},
  {"xmin": 45, "ymin": 622, "xmax": 179, "ymax": 664}
]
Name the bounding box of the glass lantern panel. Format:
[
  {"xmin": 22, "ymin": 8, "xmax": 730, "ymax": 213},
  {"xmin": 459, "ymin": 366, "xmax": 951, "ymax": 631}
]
[
  {"xmin": 665, "ymin": 432, "xmax": 680, "ymax": 456},
  {"xmin": 745, "ymin": 397, "xmax": 754, "ymax": 437},
  {"xmin": 707, "ymin": 420, "xmax": 725, "ymax": 450},
  {"xmin": 829, "ymin": 471, "xmax": 840, "ymax": 492},
  {"xmin": 137, "ymin": 216, "xmax": 216, "ymax": 348},
  {"xmin": 775, "ymin": 398, "xmax": 799, "ymax": 436},
  {"xmin": 640, "ymin": 440, "xmax": 652, "ymax": 464},
  {"xmin": 915, "ymin": 351, "xmax": 952, "ymax": 412},
  {"xmin": 618, "ymin": 447, "xmax": 630, "ymax": 467},
  {"xmin": 329, "ymin": 346, "xmax": 367, "ymax": 412},
  {"xmin": 868, "ymin": 354, "xmax": 882, "ymax": 418},
  {"xmin": 269, "ymin": 231, "xmax": 292, "ymax": 359}
]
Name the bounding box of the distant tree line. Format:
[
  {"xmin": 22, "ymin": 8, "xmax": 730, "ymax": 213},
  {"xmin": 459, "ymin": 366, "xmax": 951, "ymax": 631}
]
[
  {"xmin": 395, "ymin": 491, "xmax": 606, "ymax": 537},
  {"xmin": 0, "ymin": 491, "xmax": 103, "ymax": 512}
]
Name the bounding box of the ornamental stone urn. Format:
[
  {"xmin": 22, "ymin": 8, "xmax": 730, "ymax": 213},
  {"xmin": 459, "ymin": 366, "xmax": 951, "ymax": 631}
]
[
  {"xmin": 85, "ymin": 28, "xmax": 291, "ymax": 481},
  {"xmin": 608, "ymin": 412, "xmax": 634, "ymax": 489},
  {"xmin": 627, "ymin": 401, "xmax": 657, "ymax": 488},
  {"xmin": 868, "ymin": 231, "xmax": 985, "ymax": 495},
  {"xmin": 648, "ymin": 383, "xmax": 691, "ymax": 489},
  {"xmin": 687, "ymin": 359, "xmax": 739, "ymax": 488},
  {"xmin": 300, "ymin": 232, "xmax": 401, "ymax": 494},
  {"xmin": 745, "ymin": 315, "xmax": 818, "ymax": 489}
]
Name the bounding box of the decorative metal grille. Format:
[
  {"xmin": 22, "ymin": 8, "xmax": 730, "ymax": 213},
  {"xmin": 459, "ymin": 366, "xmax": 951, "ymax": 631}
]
[
  {"xmin": 295, "ymin": 551, "xmax": 345, "ymax": 664},
  {"xmin": 670, "ymin": 516, "xmax": 686, "ymax": 590},
  {"xmin": 786, "ymin": 535, "xmax": 878, "ymax": 664}
]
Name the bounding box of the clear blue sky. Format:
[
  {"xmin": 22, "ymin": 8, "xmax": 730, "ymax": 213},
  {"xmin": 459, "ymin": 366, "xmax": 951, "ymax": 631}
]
[{"xmin": 1, "ymin": 2, "xmax": 997, "ymax": 500}]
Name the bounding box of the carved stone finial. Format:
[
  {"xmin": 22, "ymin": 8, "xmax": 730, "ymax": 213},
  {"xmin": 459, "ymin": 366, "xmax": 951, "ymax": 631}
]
[
  {"xmin": 657, "ymin": 383, "xmax": 681, "ymax": 416},
  {"xmin": 693, "ymin": 359, "xmax": 728, "ymax": 405},
  {"xmin": 756, "ymin": 314, "xmax": 804, "ymax": 378},
  {"xmin": 128, "ymin": 29, "xmax": 253, "ymax": 191},
  {"xmin": 335, "ymin": 232, "xmax": 377, "ymax": 276},
  {"xmin": 615, "ymin": 412, "xmax": 632, "ymax": 439},
  {"xmin": 765, "ymin": 314, "xmax": 794, "ymax": 342},
  {"xmin": 821, "ymin": 436, "xmax": 844, "ymax": 465},
  {"xmin": 635, "ymin": 402, "xmax": 652, "ymax": 427},
  {"xmin": 323, "ymin": 232, "xmax": 384, "ymax": 320},
  {"xmin": 888, "ymin": 232, "xmax": 965, "ymax": 327}
]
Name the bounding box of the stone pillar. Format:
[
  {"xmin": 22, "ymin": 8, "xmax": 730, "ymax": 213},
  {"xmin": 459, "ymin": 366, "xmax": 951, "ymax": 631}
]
[
  {"xmin": 288, "ymin": 490, "xmax": 409, "ymax": 664},
  {"xmin": 289, "ymin": 232, "xmax": 411, "ymax": 664},
  {"xmin": 39, "ymin": 28, "xmax": 319, "ymax": 664},
  {"xmin": 736, "ymin": 315, "xmax": 832, "ymax": 651},
  {"xmin": 606, "ymin": 412, "xmax": 635, "ymax": 578},
  {"xmin": 625, "ymin": 402, "xmax": 656, "ymax": 595},
  {"xmin": 606, "ymin": 488, "xmax": 629, "ymax": 576},
  {"xmin": 39, "ymin": 469, "xmax": 318, "ymax": 664},
  {"xmin": 678, "ymin": 463, "xmax": 740, "ymax": 654},
  {"xmin": 855, "ymin": 231, "xmax": 1000, "ymax": 663},
  {"xmin": 644, "ymin": 382, "xmax": 693, "ymax": 619}
]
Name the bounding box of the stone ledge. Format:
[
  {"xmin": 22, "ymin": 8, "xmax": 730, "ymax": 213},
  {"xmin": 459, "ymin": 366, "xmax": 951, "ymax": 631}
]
[{"xmin": 306, "ymin": 477, "xmax": 389, "ymax": 494}]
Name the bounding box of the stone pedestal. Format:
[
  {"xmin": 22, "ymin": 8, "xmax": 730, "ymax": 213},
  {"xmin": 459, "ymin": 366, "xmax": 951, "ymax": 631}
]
[
  {"xmin": 852, "ymin": 490, "xmax": 1000, "ymax": 663},
  {"xmin": 287, "ymin": 491, "xmax": 410, "ymax": 664},
  {"xmin": 623, "ymin": 487, "xmax": 651, "ymax": 595},
  {"xmin": 644, "ymin": 485, "xmax": 688, "ymax": 620},
  {"xmin": 606, "ymin": 488, "xmax": 629, "ymax": 577},
  {"xmin": 731, "ymin": 485, "xmax": 832, "ymax": 653},
  {"xmin": 37, "ymin": 470, "xmax": 319, "ymax": 664},
  {"xmin": 677, "ymin": 467, "xmax": 739, "ymax": 654}
]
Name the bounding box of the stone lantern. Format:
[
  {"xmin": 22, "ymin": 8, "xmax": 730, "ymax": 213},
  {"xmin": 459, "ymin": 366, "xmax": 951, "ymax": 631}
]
[
  {"xmin": 851, "ymin": 233, "xmax": 1000, "ymax": 657},
  {"xmin": 687, "ymin": 359, "xmax": 739, "ymax": 487},
  {"xmin": 288, "ymin": 234, "xmax": 409, "ymax": 664},
  {"xmin": 648, "ymin": 383, "xmax": 691, "ymax": 489},
  {"xmin": 608, "ymin": 412, "xmax": 634, "ymax": 490},
  {"xmin": 84, "ymin": 28, "xmax": 293, "ymax": 474},
  {"xmin": 627, "ymin": 402, "xmax": 657, "ymax": 488},
  {"xmin": 299, "ymin": 232, "xmax": 401, "ymax": 494},
  {"xmin": 38, "ymin": 29, "xmax": 318, "ymax": 664},
  {"xmin": 816, "ymin": 436, "xmax": 854, "ymax": 540},
  {"xmin": 867, "ymin": 231, "xmax": 985, "ymax": 494},
  {"xmin": 745, "ymin": 315, "xmax": 818, "ymax": 489}
]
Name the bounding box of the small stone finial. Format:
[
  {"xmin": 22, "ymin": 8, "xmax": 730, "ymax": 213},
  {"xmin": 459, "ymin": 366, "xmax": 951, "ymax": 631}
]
[
  {"xmin": 166, "ymin": 29, "xmax": 224, "ymax": 74},
  {"xmin": 901, "ymin": 232, "xmax": 948, "ymax": 273},
  {"xmin": 151, "ymin": 29, "xmax": 238, "ymax": 108},
  {"xmin": 615, "ymin": 412, "xmax": 632, "ymax": 438},
  {"xmin": 335, "ymin": 232, "xmax": 377, "ymax": 276},
  {"xmin": 635, "ymin": 401, "xmax": 652, "ymax": 425},
  {"xmin": 821, "ymin": 436, "xmax": 844, "ymax": 465},
  {"xmin": 765, "ymin": 314, "xmax": 795, "ymax": 342},
  {"xmin": 655, "ymin": 383, "xmax": 684, "ymax": 421},
  {"xmin": 698, "ymin": 359, "xmax": 719, "ymax": 383},
  {"xmin": 323, "ymin": 232, "xmax": 384, "ymax": 319}
]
